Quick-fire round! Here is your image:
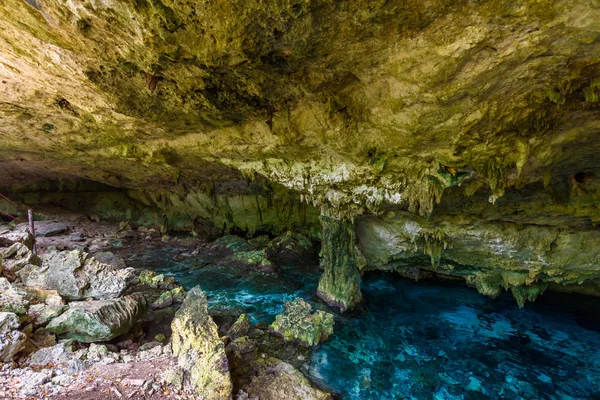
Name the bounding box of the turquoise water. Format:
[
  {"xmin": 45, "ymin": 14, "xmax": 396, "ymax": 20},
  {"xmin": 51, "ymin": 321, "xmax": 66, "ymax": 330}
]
[{"xmin": 125, "ymin": 244, "xmax": 600, "ymax": 399}]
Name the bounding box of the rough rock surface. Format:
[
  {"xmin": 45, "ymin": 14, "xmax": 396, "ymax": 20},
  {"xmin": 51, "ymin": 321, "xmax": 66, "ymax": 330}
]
[
  {"xmin": 317, "ymin": 216, "xmax": 364, "ymax": 311},
  {"xmin": 1, "ymin": 0, "xmax": 600, "ymax": 305},
  {"xmin": 171, "ymin": 286, "xmax": 232, "ymax": 399},
  {"xmin": 270, "ymin": 298, "xmax": 334, "ymax": 347},
  {"xmin": 0, "ymin": 312, "xmax": 26, "ymax": 362},
  {"xmin": 240, "ymin": 357, "xmax": 331, "ymax": 400},
  {"xmin": 45, "ymin": 293, "xmax": 147, "ymax": 342},
  {"xmin": 18, "ymin": 249, "xmax": 134, "ymax": 300}
]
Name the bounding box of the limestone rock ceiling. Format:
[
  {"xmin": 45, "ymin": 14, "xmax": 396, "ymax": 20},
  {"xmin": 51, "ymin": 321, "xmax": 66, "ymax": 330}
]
[{"xmin": 0, "ymin": 0, "xmax": 599, "ymax": 216}]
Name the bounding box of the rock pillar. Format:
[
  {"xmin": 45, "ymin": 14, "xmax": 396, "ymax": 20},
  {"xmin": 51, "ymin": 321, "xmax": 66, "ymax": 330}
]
[{"xmin": 316, "ymin": 215, "xmax": 364, "ymax": 311}]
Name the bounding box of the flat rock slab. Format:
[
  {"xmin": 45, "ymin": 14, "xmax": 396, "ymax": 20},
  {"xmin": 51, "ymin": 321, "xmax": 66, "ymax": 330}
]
[
  {"xmin": 35, "ymin": 222, "xmax": 68, "ymax": 237},
  {"xmin": 46, "ymin": 293, "xmax": 148, "ymax": 342}
]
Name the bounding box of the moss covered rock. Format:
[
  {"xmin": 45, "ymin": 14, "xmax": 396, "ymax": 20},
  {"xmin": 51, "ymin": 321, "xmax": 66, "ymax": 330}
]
[
  {"xmin": 270, "ymin": 298, "xmax": 334, "ymax": 347},
  {"xmin": 171, "ymin": 286, "xmax": 232, "ymax": 399}
]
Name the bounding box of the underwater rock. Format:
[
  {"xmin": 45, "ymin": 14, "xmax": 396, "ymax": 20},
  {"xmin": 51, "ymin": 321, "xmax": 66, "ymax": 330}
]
[
  {"xmin": 317, "ymin": 216, "xmax": 364, "ymax": 311},
  {"xmin": 0, "ymin": 312, "xmax": 26, "ymax": 362},
  {"xmin": 171, "ymin": 286, "xmax": 232, "ymax": 399},
  {"xmin": 17, "ymin": 250, "xmax": 134, "ymax": 300},
  {"xmin": 241, "ymin": 357, "xmax": 331, "ymax": 400},
  {"xmin": 270, "ymin": 298, "xmax": 334, "ymax": 347},
  {"xmin": 45, "ymin": 293, "xmax": 147, "ymax": 342}
]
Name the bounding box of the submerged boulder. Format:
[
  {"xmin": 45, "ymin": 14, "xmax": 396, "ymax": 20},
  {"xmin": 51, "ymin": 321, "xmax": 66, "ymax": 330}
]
[
  {"xmin": 270, "ymin": 298, "xmax": 334, "ymax": 347},
  {"xmin": 171, "ymin": 286, "xmax": 232, "ymax": 399},
  {"xmin": 240, "ymin": 357, "xmax": 330, "ymax": 400},
  {"xmin": 45, "ymin": 293, "xmax": 147, "ymax": 342},
  {"xmin": 17, "ymin": 250, "xmax": 134, "ymax": 300},
  {"xmin": 0, "ymin": 312, "xmax": 27, "ymax": 362}
]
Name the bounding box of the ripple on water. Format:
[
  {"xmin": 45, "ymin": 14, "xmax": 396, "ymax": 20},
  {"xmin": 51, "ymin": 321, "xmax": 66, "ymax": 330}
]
[{"xmin": 125, "ymin": 246, "xmax": 600, "ymax": 400}]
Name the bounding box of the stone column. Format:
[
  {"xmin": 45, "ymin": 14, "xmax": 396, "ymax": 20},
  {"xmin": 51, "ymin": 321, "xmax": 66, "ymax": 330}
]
[{"xmin": 316, "ymin": 215, "xmax": 364, "ymax": 312}]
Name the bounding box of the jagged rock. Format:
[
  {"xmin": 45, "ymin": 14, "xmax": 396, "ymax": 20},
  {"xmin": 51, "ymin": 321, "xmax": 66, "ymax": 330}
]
[
  {"xmin": 241, "ymin": 357, "xmax": 331, "ymax": 400},
  {"xmin": 0, "ymin": 312, "xmax": 26, "ymax": 362},
  {"xmin": 227, "ymin": 314, "xmax": 250, "ymax": 341},
  {"xmin": 27, "ymin": 304, "xmax": 68, "ymax": 327},
  {"xmin": 317, "ymin": 216, "xmax": 364, "ymax": 311},
  {"xmin": 270, "ymin": 298, "xmax": 334, "ymax": 347},
  {"xmin": 0, "ymin": 226, "xmax": 34, "ymax": 250},
  {"xmin": 511, "ymin": 283, "xmax": 549, "ymax": 308},
  {"xmin": 0, "ymin": 242, "xmax": 41, "ymax": 276},
  {"xmin": 171, "ymin": 286, "xmax": 232, "ymax": 399},
  {"xmin": 28, "ymin": 342, "xmax": 74, "ymax": 367},
  {"xmin": 0, "ymin": 277, "xmax": 29, "ymax": 314},
  {"xmin": 17, "ymin": 250, "xmax": 134, "ymax": 300},
  {"xmin": 138, "ymin": 270, "xmax": 176, "ymax": 288},
  {"xmin": 151, "ymin": 290, "xmax": 173, "ymax": 309},
  {"xmin": 45, "ymin": 293, "xmax": 147, "ymax": 342},
  {"xmin": 35, "ymin": 222, "xmax": 68, "ymax": 237}
]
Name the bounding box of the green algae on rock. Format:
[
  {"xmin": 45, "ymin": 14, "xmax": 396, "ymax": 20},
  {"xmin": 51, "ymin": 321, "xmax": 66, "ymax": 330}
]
[
  {"xmin": 270, "ymin": 298, "xmax": 334, "ymax": 347},
  {"xmin": 171, "ymin": 286, "xmax": 232, "ymax": 399},
  {"xmin": 317, "ymin": 216, "xmax": 364, "ymax": 311}
]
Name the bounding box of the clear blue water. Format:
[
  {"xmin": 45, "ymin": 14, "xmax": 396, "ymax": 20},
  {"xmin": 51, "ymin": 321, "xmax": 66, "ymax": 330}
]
[{"xmin": 124, "ymin": 244, "xmax": 600, "ymax": 400}]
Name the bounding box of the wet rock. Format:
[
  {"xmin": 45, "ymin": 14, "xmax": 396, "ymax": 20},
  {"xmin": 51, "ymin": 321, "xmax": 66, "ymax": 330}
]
[
  {"xmin": 0, "ymin": 312, "xmax": 27, "ymax": 361},
  {"xmin": 46, "ymin": 293, "xmax": 147, "ymax": 342},
  {"xmin": 171, "ymin": 286, "xmax": 232, "ymax": 399},
  {"xmin": 151, "ymin": 290, "xmax": 173, "ymax": 309},
  {"xmin": 270, "ymin": 298, "xmax": 334, "ymax": 347},
  {"xmin": 214, "ymin": 235, "xmax": 250, "ymax": 252},
  {"xmin": 242, "ymin": 357, "xmax": 330, "ymax": 400},
  {"xmin": 139, "ymin": 269, "xmax": 176, "ymax": 289},
  {"xmin": 35, "ymin": 222, "xmax": 68, "ymax": 237},
  {"xmin": 227, "ymin": 314, "xmax": 250, "ymax": 341},
  {"xmin": 232, "ymin": 250, "xmax": 274, "ymax": 271},
  {"xmin": 18, "ymin": 249, "xmax": 134, "ymax": 300}
]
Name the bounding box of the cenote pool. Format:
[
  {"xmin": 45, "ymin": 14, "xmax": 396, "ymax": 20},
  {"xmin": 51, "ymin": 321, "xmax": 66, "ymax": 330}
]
[{"xmin": 125, "ymin": 244, "xmax": 600, "ymax": 400}]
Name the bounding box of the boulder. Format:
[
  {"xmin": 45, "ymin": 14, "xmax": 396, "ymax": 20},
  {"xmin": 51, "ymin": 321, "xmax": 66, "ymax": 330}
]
[
  {"xmin": 213, "ymin": 235, "xmax": 250, "ymax": 252},
  {"xmin": 0, "ymin": 277, "xmax": 29, "ymax": 314},
  {"xmin": 0, "ymin": 225, "xmax": 34, "ymax": 249},
  {"xmin": 45, "ymin": 293, "xmax": 147, "ymax": 342},
  {"xmin": 270, "ymin": 298, "xmax": 334, "ymax": 347},
  {"xmin": 171, "ymin": 286, "xmax": 232, "ymax": 399},
  {"xmin": 27, "ymin": 304, "xmax": 68, "ymax": 327},
  {"xmin": 0, "ymin": 312, "xmax": 27, "ymax": 362},
  {"xmin": 0, "ymin": 242, "xmax": 41, "ymax": 276},
  {"xmin": 17, "ymin": 250, "xmax": 134, "ymax": 300},
  {"xmin": 34, "ymin": 222, "xmax": 68, "ymax": 237},
  {"xmin": 241, "ymin": 357, "xmax": 331, "ymax": 400},
  {"xmin": 227, "ymin": 314, "xmax": 250, "ymax": 341}
]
